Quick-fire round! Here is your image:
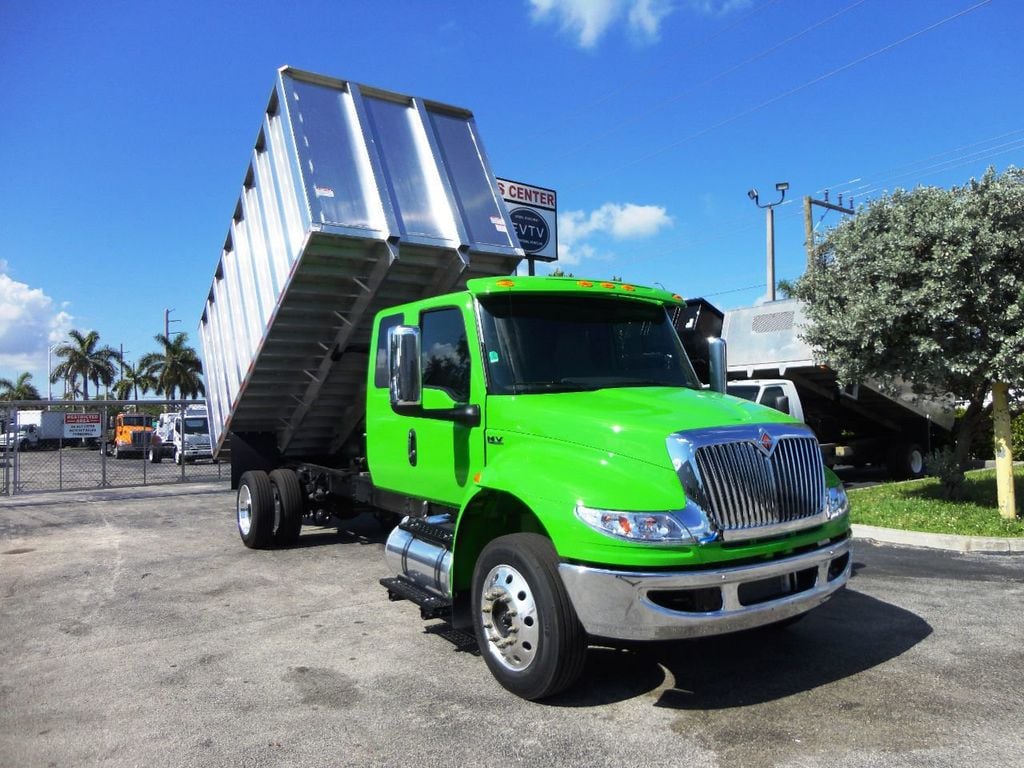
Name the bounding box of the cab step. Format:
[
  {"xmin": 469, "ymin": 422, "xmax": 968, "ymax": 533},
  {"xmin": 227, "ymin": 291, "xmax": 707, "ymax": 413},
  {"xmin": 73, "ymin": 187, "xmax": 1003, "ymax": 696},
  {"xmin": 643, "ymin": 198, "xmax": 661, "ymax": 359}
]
[
  {"xmin": 380, "ymin": 576, "xmax": 451, "ymax": 621},
  {"xmin": 398, "ymin": 516, "xmax": 454, "ymax": 547}
]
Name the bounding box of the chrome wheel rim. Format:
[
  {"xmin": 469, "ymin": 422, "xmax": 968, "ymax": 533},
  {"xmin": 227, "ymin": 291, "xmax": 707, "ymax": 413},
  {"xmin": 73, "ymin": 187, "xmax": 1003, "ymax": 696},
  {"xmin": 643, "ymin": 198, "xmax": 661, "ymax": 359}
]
[
  {"xmin": 479, "ymin": 563, "xmax": 539, "ymax": 672},
  {"xmin": 910, "ymin": 449, "xmax": 924, "ymax": 475},
  {"xmin": 237, "ymin": 485, "xmax": 253, "ymax": 536}
]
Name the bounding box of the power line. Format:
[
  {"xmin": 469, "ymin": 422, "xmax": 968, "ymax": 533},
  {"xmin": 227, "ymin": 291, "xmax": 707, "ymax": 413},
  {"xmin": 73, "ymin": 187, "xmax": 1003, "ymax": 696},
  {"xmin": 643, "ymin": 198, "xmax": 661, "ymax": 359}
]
[
  {"xmin": 574, "ymin": 0, "xmax": 993, "ymax": 190},
  {"xmin": 509, "ymin": 0, "xmax": 784, "ymax": 152},
  {"xmin": 817, "ymin": 127, "xmax": 1024, "ymax": 194},
  {"xmin": 844, "ymin": 137, "xmax": 1024, "ymax": 199},
  {"xmin": 560, "ymin": 0, "xmax": 868, "ymax": 160}
]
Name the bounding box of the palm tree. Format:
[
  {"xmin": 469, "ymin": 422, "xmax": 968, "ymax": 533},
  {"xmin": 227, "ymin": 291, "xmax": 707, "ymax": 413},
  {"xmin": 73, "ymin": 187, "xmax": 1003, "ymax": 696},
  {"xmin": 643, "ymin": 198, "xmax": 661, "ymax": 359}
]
[
  {"xmin": 0, "ymin": 372, "xmax": 42, "ymax": 401},
  {"xmin": 140, "ymin": 333, "xmax": 205, "ymax": 400},
  {"xmin": 113, "ymin": 361, "xmax": 158, "ymax": 401},
  {"xmin": 50, "ymin": 330, "xmax": 121, "ymax": 401}
]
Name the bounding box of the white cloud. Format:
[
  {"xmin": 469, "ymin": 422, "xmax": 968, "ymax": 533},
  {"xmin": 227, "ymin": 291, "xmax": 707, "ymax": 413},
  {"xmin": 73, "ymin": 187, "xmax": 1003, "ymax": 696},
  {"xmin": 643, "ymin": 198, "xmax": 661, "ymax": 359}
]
[
  {"xmin": 555, "ymin": 202, "xmax": 673, "ymax": 266},
  {"xmin": 687, "ymin": 0, "xmax": 752, "ymax": 16},
  {"xmin": 0, "ymin": 267, "xmax": 73, "ymax": 377},
  {"xmin": 529, "ymin": 0, "xmax": 674, "ymax": 48},
  {"xmin": 629, "ymin": 0, "xmax": 675, "ymax": 37}
]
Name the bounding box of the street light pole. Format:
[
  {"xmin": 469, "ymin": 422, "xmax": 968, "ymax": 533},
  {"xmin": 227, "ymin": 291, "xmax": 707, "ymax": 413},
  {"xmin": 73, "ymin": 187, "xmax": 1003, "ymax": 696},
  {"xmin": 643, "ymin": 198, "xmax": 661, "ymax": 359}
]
[
  {"xmin": 47, "ymin": 342, "xmax": 60, "ymax": 402},
  {"xmin": 748, "ymin": 182, "xmax": 789, "ymax": 303}
]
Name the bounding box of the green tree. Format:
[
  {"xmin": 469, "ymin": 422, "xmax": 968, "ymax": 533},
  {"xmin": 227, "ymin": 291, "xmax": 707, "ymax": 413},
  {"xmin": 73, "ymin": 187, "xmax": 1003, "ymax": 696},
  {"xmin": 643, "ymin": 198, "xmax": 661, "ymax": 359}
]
[
  {"xmin": 0, "ymin": 372, "xmax": 41, "ymax": 401},
  {"xmin": 113, "ymin": 361, "xmax": 158, "ymax": 401},
  {"xmin": 49, "ymin": 330, "xmax": 121, "ymax": 401},
  {"xmin": 790, "ymin": 166, "xmax": 1024, "ymax": 486},
  {"xmin": 139, "ymin": 333, "xmax": 205, "ymax": 400}
]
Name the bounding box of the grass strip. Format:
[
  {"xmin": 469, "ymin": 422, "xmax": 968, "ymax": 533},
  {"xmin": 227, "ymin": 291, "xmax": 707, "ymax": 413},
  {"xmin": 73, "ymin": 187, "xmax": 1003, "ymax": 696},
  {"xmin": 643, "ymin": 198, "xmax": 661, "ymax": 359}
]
[{"xmin": 848, "ymin": 467, "xmax": 1024, "ymax": 538}]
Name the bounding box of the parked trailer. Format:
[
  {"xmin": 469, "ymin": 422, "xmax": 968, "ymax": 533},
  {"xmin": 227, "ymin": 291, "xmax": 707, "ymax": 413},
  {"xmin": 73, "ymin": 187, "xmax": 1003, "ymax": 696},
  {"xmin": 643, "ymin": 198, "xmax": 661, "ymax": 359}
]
[
  {"xmin": 0, "ymin": 410, "xmax": 65, "ymax": 450},
  {"xmin": 201, "ymin": 67, "xmax": 852, "ymax": 700}
]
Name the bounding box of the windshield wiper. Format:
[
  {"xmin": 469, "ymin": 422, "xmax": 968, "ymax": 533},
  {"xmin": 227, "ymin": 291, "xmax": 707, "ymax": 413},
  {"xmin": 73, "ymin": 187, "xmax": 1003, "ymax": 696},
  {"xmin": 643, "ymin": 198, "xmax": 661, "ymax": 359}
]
[{"xmin": 512, "ymin": 380, "xmax": 600, "ymax": 394}]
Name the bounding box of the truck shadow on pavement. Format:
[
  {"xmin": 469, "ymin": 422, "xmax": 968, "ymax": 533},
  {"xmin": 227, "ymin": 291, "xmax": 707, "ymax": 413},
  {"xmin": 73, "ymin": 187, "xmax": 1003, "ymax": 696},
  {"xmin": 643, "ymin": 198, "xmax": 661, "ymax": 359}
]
[
  {"xmin": 550, "ymin": 584, "xmax": 931, "ymax": 709},
  {"xmin": 279, "ymin": 517, "xmax": 392, "ymax": 549}
]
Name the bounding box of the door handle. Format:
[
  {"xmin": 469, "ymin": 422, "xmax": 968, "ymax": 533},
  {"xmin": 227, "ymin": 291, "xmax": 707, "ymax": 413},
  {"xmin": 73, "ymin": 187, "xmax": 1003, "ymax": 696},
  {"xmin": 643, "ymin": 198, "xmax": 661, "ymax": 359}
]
[{"xmin": 407, "ymin": 429, "xmax": 417, "ymax": 466}]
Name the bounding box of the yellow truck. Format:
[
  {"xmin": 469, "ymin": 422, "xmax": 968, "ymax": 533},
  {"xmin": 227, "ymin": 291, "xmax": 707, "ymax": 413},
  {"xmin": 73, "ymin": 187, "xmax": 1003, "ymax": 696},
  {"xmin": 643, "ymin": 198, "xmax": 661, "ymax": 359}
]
[{"xmin": 108, "ymin": 412, "xmax": 154, "ymax": 459}]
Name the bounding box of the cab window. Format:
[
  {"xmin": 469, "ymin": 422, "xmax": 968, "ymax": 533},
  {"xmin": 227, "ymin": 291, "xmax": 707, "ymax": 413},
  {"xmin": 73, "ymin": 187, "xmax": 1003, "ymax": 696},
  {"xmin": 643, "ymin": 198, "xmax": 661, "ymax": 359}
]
[{"xmin": 420, "ymin": 308, "xmax": 470, "ymax": 402}]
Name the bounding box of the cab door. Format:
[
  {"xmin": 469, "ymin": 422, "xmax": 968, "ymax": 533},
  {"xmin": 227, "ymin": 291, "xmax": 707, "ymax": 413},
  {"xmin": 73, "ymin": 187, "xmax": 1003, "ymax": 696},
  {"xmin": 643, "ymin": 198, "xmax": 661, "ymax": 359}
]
[
  {"xmin": 367, "ymin": 304, "xmax": 484, "ymax": 507},
  {"xmin": 410, "ymin": 305, "xmax": 484, "ymax": 505}
]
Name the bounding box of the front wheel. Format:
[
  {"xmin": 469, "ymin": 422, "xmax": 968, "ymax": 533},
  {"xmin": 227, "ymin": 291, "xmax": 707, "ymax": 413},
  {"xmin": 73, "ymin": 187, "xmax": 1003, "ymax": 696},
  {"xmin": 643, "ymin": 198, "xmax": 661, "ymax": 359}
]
[
  {"xmin": 472, "ymin": 533, "xmax": 586, "ymax": 700},
  {"xmin": 148, "ymin": 446, "xmax": 161, "ymax": 464}
]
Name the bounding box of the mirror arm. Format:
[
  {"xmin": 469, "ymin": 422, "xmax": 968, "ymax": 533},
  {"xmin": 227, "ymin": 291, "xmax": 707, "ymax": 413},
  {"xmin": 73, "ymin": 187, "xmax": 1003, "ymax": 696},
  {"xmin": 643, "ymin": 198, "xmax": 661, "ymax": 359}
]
[{"xmin": 392, "ymin": 403, "xmax": 481, "ymax": 428}]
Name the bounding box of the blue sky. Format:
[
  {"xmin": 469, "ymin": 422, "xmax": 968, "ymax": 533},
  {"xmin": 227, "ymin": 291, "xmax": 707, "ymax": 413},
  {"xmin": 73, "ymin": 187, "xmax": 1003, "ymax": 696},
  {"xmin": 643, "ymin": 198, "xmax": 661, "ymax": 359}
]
[{"xmin": 1, "ymin": 0, "xmax": 1019, "ymax": 395}]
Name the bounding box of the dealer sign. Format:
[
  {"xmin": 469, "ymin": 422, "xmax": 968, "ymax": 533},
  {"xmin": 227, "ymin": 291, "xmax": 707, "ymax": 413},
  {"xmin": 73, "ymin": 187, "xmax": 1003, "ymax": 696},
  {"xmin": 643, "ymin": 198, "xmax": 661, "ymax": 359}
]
[{"xmin": 496, "ymin": 178, "xmax": 558, "ymax": 262}]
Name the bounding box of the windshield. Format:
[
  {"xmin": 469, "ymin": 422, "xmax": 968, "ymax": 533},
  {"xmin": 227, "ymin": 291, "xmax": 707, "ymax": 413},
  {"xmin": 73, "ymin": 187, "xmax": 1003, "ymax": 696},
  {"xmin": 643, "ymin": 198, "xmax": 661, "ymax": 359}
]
[
  {"xmin": 123, "ymin": 415, "xmax": 150, "ymax": 427},
  {"xmin": 727, "ymin": 384, "xmax": 759, "ymax": 402},
  {"xmin": 478, "ymin": 294, "xmax": 702, "ymax": 394},
  {"xmin": 183, "ymin": 417, "xmax": 208, "ymax": 434}
]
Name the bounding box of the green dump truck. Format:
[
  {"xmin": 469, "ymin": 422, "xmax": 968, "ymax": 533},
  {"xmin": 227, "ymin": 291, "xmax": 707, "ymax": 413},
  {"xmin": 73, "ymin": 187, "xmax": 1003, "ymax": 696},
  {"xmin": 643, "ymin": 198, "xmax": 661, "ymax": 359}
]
[{"xmin": 200, "ymin": 67, "xmax": 852, "ymax": 700}]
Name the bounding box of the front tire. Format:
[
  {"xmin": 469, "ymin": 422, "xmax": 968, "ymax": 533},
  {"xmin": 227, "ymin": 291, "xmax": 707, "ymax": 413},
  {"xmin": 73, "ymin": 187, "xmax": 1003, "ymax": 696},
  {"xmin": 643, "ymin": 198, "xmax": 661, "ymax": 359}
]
[
  {"xmin": 148, "ymin": 446, "xmax": 161, "ymax": 464},
  {"xmin": 472, "ymin": 533, "xmax": 586, "ymax": 700},
  {"xmin": 237, "ymin": 470, "xmax": 274, "ymax": 548},
  {"xmin": 269, "ymin": 468, "xmax": 304, "ymax": 545}
]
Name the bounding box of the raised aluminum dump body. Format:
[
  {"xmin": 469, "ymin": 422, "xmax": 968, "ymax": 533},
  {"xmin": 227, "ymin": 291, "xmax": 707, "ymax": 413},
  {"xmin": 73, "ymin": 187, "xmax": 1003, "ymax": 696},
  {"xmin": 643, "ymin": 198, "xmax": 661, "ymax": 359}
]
[{"xmin": 199, "ymin": 67, "xmax": 523, "ymax": 458}]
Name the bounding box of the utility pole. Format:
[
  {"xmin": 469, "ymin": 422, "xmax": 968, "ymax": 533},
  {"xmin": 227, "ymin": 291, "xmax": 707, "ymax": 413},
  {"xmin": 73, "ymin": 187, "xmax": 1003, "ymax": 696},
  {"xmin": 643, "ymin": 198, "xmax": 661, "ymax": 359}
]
[
  {"xmin": 164, "ymin": 308, "xmax": 181, "ymax": 340},
  {"xmin": 803, "ymin": 191, "xmax": 854, "ymax": 268},
  {"xmin": 748, "ymin": 182, "xmax": 789, "ymax": 302}
]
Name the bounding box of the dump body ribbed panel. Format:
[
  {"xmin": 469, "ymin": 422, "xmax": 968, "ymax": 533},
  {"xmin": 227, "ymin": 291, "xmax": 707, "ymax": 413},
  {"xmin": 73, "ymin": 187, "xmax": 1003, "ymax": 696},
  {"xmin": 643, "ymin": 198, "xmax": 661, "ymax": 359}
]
[{"xmin": 198, "ymin": 67, "xmax": 523, "ymax": 458}]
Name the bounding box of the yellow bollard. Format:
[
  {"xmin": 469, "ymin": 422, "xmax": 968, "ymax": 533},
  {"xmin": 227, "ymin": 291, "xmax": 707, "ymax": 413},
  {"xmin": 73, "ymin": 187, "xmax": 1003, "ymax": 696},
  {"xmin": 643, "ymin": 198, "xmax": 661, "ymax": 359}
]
[{"xmin": 992, "ymin": 382, "xmax": 1018, "ymax": 520}]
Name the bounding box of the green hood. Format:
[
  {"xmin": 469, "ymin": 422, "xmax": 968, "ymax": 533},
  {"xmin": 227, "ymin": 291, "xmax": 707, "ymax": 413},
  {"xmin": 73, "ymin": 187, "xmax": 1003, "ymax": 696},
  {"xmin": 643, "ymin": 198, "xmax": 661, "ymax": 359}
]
[{"xmin": 485, "ymin": 387, "xmax": 794, "ymax": 469}]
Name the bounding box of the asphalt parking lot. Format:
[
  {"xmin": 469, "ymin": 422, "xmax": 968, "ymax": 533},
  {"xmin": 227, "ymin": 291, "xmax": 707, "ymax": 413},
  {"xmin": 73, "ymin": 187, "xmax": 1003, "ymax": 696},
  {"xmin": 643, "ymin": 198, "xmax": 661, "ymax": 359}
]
[{"xmin": 1, "ymin": 485, "xmax": 1022, "ymax": 768}]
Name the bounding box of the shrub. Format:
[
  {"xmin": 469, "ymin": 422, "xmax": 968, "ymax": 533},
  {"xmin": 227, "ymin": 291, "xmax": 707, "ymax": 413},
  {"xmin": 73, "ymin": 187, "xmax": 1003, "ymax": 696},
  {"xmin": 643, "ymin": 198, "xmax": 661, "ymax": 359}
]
[{"xmin": 925, "ymin": 446, "xmax": 964, "ymax": 500}]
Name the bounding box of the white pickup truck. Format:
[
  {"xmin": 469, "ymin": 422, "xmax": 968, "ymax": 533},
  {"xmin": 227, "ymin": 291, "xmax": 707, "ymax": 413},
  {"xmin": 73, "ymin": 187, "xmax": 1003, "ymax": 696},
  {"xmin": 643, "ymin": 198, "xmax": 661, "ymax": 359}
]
[{"xmin": 726, "ymin": 378, "xmax": 931, "ymax": 478}]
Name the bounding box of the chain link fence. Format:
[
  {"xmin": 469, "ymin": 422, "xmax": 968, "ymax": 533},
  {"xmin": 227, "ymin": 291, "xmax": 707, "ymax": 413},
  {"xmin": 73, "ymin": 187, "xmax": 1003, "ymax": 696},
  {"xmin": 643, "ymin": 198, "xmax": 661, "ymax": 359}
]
[{"xmin": 1, "ymin": 400, "xmax": 229, "ymax": 496}]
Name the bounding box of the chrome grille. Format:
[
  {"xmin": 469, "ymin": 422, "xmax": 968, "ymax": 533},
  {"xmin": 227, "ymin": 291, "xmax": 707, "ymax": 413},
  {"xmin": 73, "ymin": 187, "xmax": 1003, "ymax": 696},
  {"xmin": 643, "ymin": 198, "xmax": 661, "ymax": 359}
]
[{"xmin": 694, "ymin": 436, "xmax": 824, "ymax": 535}]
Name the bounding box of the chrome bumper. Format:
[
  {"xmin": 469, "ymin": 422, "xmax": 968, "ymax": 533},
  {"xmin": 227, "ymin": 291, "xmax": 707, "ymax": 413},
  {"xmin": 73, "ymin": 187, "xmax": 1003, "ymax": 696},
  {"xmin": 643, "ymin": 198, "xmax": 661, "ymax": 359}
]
[{"xmin": 558, "ymin": 537, "xmax": 851, "ymax": 641}]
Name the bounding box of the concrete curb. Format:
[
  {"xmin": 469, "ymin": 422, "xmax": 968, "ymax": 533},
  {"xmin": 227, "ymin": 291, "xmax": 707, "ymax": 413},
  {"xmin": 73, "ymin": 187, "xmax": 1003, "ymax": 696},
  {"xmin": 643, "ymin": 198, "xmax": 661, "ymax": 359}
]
[{"xmin": 852, "ymin": 523, "xmax": 1024, "ymax": 553}]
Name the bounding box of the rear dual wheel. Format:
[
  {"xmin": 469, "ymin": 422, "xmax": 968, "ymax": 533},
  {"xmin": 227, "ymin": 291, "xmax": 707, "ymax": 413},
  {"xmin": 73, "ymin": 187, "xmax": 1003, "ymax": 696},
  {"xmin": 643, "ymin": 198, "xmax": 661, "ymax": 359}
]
[{"xmin": 236, "ymin": 469, "xmax": 304, "ymax": 549}]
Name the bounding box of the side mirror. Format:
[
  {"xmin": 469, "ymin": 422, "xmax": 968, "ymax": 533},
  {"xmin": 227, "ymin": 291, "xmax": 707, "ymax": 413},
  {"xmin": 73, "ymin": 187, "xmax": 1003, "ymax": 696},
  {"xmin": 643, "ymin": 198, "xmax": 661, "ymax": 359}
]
[
  {"xmin": 388, "ymin": 325, "xmax": 422, "ymax": 409},
  {"xmin": 771, "ymin": 394, "xmax": 791, "ymax": 415},
  {"xmin": 707, "ymin": 337, "xmax": 727, "ymax": 393}
]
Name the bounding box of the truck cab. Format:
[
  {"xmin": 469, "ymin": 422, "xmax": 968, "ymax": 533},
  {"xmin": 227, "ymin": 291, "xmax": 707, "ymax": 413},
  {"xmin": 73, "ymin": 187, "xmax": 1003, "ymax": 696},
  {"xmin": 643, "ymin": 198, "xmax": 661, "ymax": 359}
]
[
  {"xmin": 108, "ymin": 413, "xmax": 153, "ymax": 459},
  {"xmin": 150, "ymin": 406, "xmax": 213, "ymax": 465}
]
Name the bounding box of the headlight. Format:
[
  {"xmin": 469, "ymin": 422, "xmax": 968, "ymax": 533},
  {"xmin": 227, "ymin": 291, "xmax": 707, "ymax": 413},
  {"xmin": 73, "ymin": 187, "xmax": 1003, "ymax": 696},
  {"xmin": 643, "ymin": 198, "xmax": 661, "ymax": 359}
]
[
  {"xmin": 825, "ymin": 484, "xmax": 849, "ymax": 520},
  {"xmin": 575, "ymin": 504, "xmax": 695, "ymax": 544}
]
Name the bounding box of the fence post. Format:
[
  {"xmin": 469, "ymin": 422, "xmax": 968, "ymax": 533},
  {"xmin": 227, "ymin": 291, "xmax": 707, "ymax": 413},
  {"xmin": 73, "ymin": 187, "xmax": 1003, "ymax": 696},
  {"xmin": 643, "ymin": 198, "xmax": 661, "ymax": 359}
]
[
  {"xmin": 2, "ymin": 405, "xmax": 9, "ymax": 496},
  {"xmin": 101, "ymin": 406, "xmax": 108, "ymax": 488}
]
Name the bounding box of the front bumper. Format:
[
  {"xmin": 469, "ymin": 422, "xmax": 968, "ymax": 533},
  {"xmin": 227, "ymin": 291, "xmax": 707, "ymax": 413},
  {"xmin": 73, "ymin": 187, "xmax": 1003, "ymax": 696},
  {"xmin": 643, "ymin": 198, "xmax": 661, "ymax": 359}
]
[{"xmin": 558, "ymin": 536, "xmax": 851, "ymax": 641}]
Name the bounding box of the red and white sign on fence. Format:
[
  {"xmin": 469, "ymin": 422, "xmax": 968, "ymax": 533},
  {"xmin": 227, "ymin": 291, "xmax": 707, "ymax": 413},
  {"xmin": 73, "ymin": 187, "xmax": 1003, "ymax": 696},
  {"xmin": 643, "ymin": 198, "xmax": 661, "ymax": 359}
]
[{"xmin": 64, "ymin": 413, "xmax": 102, "ymax": 439}]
